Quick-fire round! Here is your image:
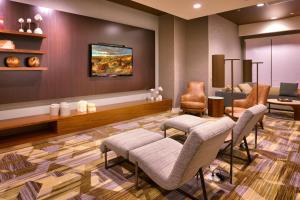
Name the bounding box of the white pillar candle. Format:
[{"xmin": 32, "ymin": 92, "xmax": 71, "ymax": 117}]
[
  {"xmin": 77, "ymin": 100, "xmax": 88, "ymax": 112},
  {"xmin": 87, "ymin": 103, "xmax": 96, "ymax": 113},
  {"xmin": 50, "ymin": 104, "xmax": 59, "ymax": 116},
  {"xmin": 60, "ymin": 102, "xmax": 71, "ymax": 117}
]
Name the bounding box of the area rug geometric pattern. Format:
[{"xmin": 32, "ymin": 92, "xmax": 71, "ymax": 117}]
[{"xmin": 0, "ymin": 111, "xmax": 299, "ymax": 200}]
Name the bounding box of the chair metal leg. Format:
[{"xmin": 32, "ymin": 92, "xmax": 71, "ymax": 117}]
[
  {"xmin": 199, "ymin": 168, "xmax": 208, "ymax": 200},
  {"xmin": 260, "ymin": 121, "xmax": 264, "ymax": 130},
  {"xmin": 135, "ymin": 162, "xmax": 139, "ymax": 190},
  {"xmin": 255, "ymin": 125, "xmax": 258, "ymax": 149},
  {"xmin": 164, "ymin": 129, "xmax": 167, "ymax": 138},
  {"xmin": 243, "ymin": 137, "xmax": 252, "ymax": 163},
  {"xmin": 104, "ymin": 146, "xmax": 108, "ymax": 169},
  {"xmin": 230, "ymin": 134, "xmax": 233, "ymax": 184}
]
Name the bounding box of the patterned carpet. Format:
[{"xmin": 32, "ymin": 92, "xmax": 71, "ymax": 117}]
[{"xmin": 0, "ymin": 111, "xmax": 299, "ymax": 200}]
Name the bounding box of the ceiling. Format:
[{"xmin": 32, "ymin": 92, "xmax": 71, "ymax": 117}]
[
  {"xmin": 107, "ymin": 0, "xmax": 165, "ymax": 16},
  {"xmin": 128, "ymin": 0, "xmax": 275, "ymax": 20},
  {"xmin": 220, "ymin": 0, "xmax": 300, "ymax": 25}
]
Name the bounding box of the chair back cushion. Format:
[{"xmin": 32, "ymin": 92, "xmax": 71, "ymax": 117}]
[
  {"xmin": 187, "ymin": 81, "xmax": 205, "ymax": 94},
  {"xmin": 246, "ymin": 84, "xmax": 270, "ymax": 107},
  {"xmin": 169, "ymin": 117, "xmax": 235, "ymax": 186},
  {"xmin": 233, "ymin": 104, "xmax": 267, "ymax": 145}
]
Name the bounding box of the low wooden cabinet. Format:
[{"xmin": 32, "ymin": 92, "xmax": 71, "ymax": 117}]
[{"xmin": 0, "ymin": 99, "xmax": 172, "ymax": 135}]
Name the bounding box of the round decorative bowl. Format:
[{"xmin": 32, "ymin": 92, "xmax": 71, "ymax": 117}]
[
  {"xmin": 27, "ymin": 56, "xmax": 40, "ymax": 67},
  {"xmin": 5, "ymin": 56, "xmax": 20, "ymax": 67}
]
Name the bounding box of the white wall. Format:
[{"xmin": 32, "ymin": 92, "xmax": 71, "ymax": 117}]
[
  {"xmin": 174, "ymin": 17, "xmax": 187, "ymax": 107},
  {"xmin": 245, "ymin": 33, "xmax": 300, "ymax": 87},
  {"xmin": 185, "ymin": 17, "xmax": 209, "ymax": 92},
  {"xmin": 245, "ymin": 37, "xmax": 272, "ymax": 85},
  {"xmin": 208, "ymin": 15, "xmax": 242, "ymax": 95},
  {"xmin": 1, "ymin": 0, "xmax": 159, "ymax": 120}
]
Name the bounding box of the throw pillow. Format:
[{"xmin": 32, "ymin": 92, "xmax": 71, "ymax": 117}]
[
  {"xmin": 279, "ymin": 82, "xmax": 298, "ymax": 97},
  {"xmin": 233, "ymin": 87, "xmax": 241, "ymax": 93},
  {"xmin": 238, "ymin": 83, "xmax": 252, "ymax": 94}
]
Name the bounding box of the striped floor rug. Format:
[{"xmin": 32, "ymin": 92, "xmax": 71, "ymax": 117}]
[{"xmin": 0, "ymin": 111, "xmax": 299, "ymax": 199}]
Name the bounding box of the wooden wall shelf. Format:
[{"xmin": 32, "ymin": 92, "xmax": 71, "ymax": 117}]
[
  {"xmin": 0, "ymin": 48, "xmax": 47, "ymax": 54},
  {"xmin": 0, "ymin": 67, "xmax": 48, "ymax": 71},
  {"xmin": 0, "ymin": 30, "xmax": 47, "ymax": 38}
]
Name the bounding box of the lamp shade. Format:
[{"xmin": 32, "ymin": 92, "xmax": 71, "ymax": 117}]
[
  {"xmin": 243, "ymin": 59, "xmax": 252, "ymax": 82},
  {"xmin": 212, "ymin": 54, "xmax": 225, "ymax": 88}
]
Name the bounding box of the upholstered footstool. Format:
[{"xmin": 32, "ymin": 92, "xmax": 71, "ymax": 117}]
[
  {"xmin": 100, "ymin": 128, "xmax": 164, "ymax": 169},
  {"xmin": 160, "ymin": 114, "xmax": 208, "ymax": 137}
]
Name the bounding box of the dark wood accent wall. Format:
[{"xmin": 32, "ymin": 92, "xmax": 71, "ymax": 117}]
[{"xmin": 0, "ymin": 0, "xmax": 155, "ymax": 104}]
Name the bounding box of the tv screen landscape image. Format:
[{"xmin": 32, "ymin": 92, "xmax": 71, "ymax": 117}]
[{"xmin": 90, "ymin": 44, "xmax": 133, "ymax": 77}]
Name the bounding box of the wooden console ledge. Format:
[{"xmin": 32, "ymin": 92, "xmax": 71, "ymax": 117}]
[{"xmin": 0, "ymin": 99, "xmax": 172, "ymax": 135}]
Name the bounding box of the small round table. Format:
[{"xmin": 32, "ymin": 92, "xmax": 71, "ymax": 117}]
[
  {"xmin": 208, "ymin": 96, "xmax": 224, "ymax": 117},
  {"xmin": 267, "ymin": 99, "xmax": 300, "ymax": 120}
]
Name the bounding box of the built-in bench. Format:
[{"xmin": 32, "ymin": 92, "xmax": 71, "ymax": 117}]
[{"xmin": 0, "ymin": 99, "xmax": 172, "ymax": 136}]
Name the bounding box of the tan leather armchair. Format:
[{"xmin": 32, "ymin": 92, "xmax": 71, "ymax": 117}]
[
  {"xmin": 180, "ymin": 81, "xmax": 206, "ymax": 116},
  {"xmin": 225, "ymin": 84, "xmax": 271, "ymax": 127}
]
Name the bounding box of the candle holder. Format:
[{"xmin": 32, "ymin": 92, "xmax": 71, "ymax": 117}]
[
  {"xmin": 18, "ymin": 18, "xmax": 24, "ymax": 32},
  {"xmin": 34, "ymin": 14, "xmax": 43, "ymax": 34},
  {"xmin": 26, "ymin": 18, "xmax": 32, "ymax": 33}
]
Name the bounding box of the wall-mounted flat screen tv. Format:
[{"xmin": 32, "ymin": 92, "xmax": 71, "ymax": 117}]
[{"xmin": 89, "ymin": 44, "xmax": 133, "ymax": 77}]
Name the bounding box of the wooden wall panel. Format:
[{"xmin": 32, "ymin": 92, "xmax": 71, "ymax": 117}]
[{"xmin": 0, "ymin": 0, "xmax": 155, "ymax": 104}]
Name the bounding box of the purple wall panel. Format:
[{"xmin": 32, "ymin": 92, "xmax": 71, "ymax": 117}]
[{"xmin": 0, "ymin": 0, "xmax": 155, "ymax": 104}]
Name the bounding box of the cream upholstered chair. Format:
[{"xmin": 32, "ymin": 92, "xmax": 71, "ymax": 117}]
[
  {"xmin": 222, "ymin": 104, "xmax": 267, "ymax": 183},
  {"xmin": 129, "ymin": 117, "xmax": 235, "ymax": 200}
]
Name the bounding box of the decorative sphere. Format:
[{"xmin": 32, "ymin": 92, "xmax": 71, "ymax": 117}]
[
  {"xmin": 27, "ymin": 56, "xmax": 40, "ymax": 67},
  {"xmin": 5, "ymin": 56, "xmax": 20, "ymax": 67},
  {"xmin": 18, "ymin": 18, "xmax": 24, "ymax": 23}
]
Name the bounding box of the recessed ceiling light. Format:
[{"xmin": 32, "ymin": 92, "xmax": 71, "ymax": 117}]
[
  {"xmin": 290, "ymin": 12, "xmax": 295, "ymax": 15},
  {"xmin": 271, "ymin": 16, "xmax": 278, "ymax": 20},
  {"xmin": 256, "ymin": 3, "xmax": 265, "ymax": 7},
  {"xmin": 193, "ymin": 3, "xmax": 202, "ymax": 9}
]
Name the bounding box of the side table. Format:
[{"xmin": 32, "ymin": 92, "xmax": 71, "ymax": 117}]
[{"xmin": 208, "ymin": 96, "xmax": 224, "ymax": 117}]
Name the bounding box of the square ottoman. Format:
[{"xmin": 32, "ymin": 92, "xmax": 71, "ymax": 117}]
[
  {"xmin": 100, "ymin": 128, "xmax": 164, "ymax": 169},
  {"xmin": 160, "ymin": 114, "xmax": 208, "ymax": 137}
]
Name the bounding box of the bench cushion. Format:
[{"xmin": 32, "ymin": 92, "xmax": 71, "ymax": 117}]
[
  {"xmin": 160, "ymin": 114, "xmax": 208, "ymax": 133},
  {"xmin": 99, "ymin": 128, "xmax": 163, "ymax": 159},
  {"xmin": 129, "ymin": 138, "xmax": 182, "ymax": 189}
]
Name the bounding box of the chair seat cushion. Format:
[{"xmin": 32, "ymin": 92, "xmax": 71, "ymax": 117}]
[
  {"xmin": 99, "ymin": 128, "xmax": 163, "ymax": 159},
  {"xmin": 160, "ymin": 114, "xmax": 208, "ymax": 133},
  {"xmin": 180, "ymin": 101, "xmax": 205, "ymax": 109},
  {"xmin": 129, "ymin": 138, "xmax": 182, "ymax": 189}
]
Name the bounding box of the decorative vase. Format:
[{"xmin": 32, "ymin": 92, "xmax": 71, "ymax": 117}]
[
  {"xmin": 27, "ymin": 56, "xmax": 40, "ymax": 67},
  {"xmin": 5, "ymin": 56, "xmax": 20, "ymax": 67}
]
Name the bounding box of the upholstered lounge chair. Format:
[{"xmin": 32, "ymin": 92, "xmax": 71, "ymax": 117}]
[
  {"xmin": 225, "ymin": 84, "xmax": 270, "ymax": 123},
  {"xmin": 180, "ymin": 81, "xmax": 207, "ymax": 116},
  {"xmin": 99, "ymin": 128, "xmax": 164, "ymax": 169},
  {"xmin": 222, "ymin": 104, "xmax": 267, "ymax": 183},
  {"xmin": 129, "ymin": 117, "xmax": 235, "ymax": 200},
  {"xmin": 160, "ymin": 114, "xmax": 208, "ymax": 137}
]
